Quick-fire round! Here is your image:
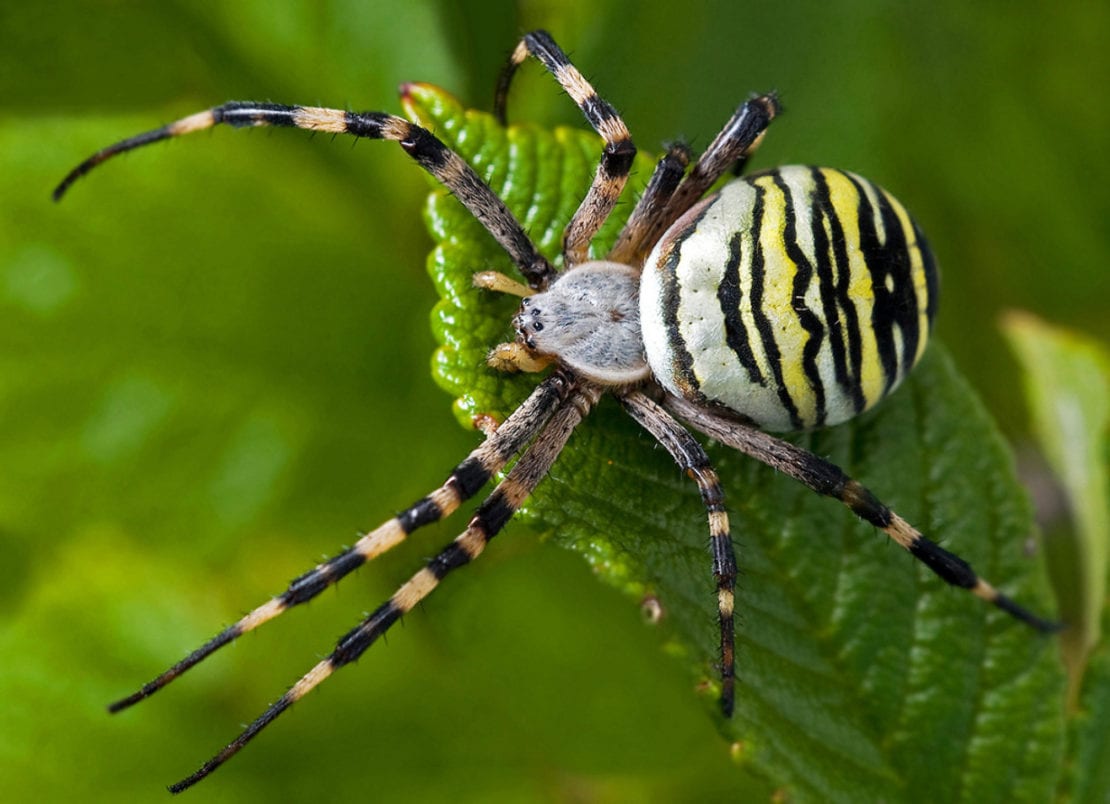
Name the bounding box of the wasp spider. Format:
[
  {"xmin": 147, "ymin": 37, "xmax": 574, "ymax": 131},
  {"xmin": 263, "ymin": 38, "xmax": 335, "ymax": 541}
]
[{"xmin": 56, "ymin": 30, "xmax": 1057, "ymax": 792}]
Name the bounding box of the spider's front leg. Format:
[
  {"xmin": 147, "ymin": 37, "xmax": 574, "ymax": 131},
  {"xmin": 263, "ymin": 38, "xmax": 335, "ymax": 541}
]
[
  {"xmin": 495, "ymin": 30, "xmax": 636, "ymax": 267},
  {"xmin": 105, "ymin": 371, "xmax": 575, "ymax": 715},
  {"xmin": 170, "ymin": 383, "xmax": 599, "ymax": 791},
  {"xmin": 54, "ymin": 98, "xmax": 557, "ymax": 287}
]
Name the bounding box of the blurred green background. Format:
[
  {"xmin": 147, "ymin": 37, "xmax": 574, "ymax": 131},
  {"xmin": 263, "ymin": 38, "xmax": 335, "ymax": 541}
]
[{"xmin": 2, "ymin": 1, "xmax": 1107, "ymax": 802}]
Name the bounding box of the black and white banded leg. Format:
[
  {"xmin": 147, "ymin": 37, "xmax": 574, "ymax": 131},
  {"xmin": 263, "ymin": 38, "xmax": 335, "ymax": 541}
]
[
  {"xmin": 169, "ymin": 380, "xmax": 599, "ymax": 793},
  {"xmin": 608, "ymin": 141, "xmax": 692, "ymax": 265},
  {"xmin": 642, "ymin": 93, "xmax": 781, "ymax": 251},
  {"xmin": 620, "ymin": 391, "xmax": 739, "ymax": 716},
  {"xmin": 53, "ymin": 98, "xmax": 555, "ymax": 288},
  {"xmin": 495, "ymin": 30, "xmax": 636, "ymax": 267},
  {"xmin": 109, "ymin": 371, "xmax": 574, "ymax": 714},
  {"xmin": 665, "ymin": 394, "xmax": 1061, "ymax": 633}
]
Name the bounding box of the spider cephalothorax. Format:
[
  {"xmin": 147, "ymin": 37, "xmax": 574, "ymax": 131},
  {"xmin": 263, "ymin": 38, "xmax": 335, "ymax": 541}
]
[
  {"xmin": 55, "ymin": 29, "xmax": 1056, "ymax": 793},
  {"xmin": 512, "ymin": 261, "xmax": 648, "ymax": 385}
]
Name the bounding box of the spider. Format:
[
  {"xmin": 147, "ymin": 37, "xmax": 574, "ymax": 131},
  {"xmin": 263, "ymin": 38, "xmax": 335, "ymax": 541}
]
[{"xmin": 55, "ymin": 30, "xmax": 1057, "ymax": 793}]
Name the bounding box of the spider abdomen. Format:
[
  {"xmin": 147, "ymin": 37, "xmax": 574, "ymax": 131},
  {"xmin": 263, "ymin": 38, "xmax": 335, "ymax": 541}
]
[{"xmin": 640, "ymin": 164, "xmax": 938, "ymax": 432}]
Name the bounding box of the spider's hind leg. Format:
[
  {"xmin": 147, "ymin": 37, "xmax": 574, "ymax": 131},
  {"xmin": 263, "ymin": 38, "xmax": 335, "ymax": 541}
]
[
  {"xmin": 621, "ymin": 390, "xmax": 739, "ymax": 717},
  {"xmin": 639, "ymin": 93, "xmax": 780, "ymax": 252},
  {"xmin": 666, "ymin": 394, "xmax": 1061, "ymax": 633}
]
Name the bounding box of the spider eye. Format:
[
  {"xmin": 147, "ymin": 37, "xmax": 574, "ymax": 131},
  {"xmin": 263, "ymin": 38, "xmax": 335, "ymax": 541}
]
[{"xmin": 532, "ymin": 321, "xmax": 544, "ymax": 332}]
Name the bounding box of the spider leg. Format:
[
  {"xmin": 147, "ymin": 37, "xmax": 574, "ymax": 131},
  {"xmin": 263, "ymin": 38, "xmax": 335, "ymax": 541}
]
[
  {"xmin": 109, "ymin": 371, "xmax": 575, "ymax": 714},
  {"xmin": 607, "ymin": 141, "xmax": 692, "ymax": 265},
  {"xmin": 53, "ymin": 99, "xmax": 554, "ymax": 287},
  {"xmin": 640, "ymin": 94, "xmax": 781, "ymax": 251},
  {"xmin": 168, "ymin": 380, "xmax": 599, "ymax": 793},
  {"xmin": 495, "ymin": 30, "xmax": 636, "ymax": 267},
  {"xmin": 665, "ymin": 394, "xmax": 1061, "ymax": 632},
  {"xmin": 620, "ymin": 390, "xmax": 738, "ymax": 717},
  {"xmin": 673, "ymin": 93, "xmax": 781, "ymax": 203}
]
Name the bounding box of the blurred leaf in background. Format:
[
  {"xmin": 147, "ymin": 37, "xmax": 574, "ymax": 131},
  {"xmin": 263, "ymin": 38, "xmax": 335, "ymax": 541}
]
[
  {"xmin": 1003, "ymin": 314, "xmax": 1109, "ymax": 701},
  {"xmin": 1002, "ymin": 314, "xmax": 1110, "ymax": 802},
  {"xmin": 2, "ymin": 1, "xmax": 1108, "ymax": 802}
]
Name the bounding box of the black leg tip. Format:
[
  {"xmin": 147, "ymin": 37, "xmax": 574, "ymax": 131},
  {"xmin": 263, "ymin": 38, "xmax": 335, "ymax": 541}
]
[
  {"xmin": 719, "ymin": 687, "xmax": 735, "ymax": 718},
  {"xmin": 993, "ymin": 592, "xmax": 1064, "ymax": 634}
]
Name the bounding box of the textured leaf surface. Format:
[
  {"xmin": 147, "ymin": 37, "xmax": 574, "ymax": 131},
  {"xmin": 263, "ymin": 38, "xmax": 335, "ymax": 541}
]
[{"xmin": 406, "ymin": 84, "xmax": 1066, "ymax": 802}]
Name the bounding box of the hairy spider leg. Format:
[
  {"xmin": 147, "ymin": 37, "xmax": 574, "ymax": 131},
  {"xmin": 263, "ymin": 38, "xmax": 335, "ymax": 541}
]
[
  {"xmin": 495, "ymin": 30, "xmax": 636, "ymax": 267},
  {"xmin": 169, "ymin": 382, "xmax": 599, "ymax": 793},
  {"xmin": 666, "ymin": 394, "xmax": 1061, "ymax": 633},
  {"xmin": 608, "ymin": 141, "xmax": 693, "ymax": 265},
  {"xmin": 108, "ymin": 372, "xmax": 575, "ymax": 713},
  {"xmin": 53, "ymin": 99, "xmax": 556, "ymax": 287},
  {"xmin": 639, "ymin": 94, "xmax": 781, "ymax": 252},
  {"xmin": 621, "ymin": 391, "xmax": 739, "ymax": 716}
]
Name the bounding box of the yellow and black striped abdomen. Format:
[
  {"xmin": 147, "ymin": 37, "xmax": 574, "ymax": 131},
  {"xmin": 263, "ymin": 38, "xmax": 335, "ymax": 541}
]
[{"xmin": 639, "ymin": 165, "xmax": 938, "ymax": 432}]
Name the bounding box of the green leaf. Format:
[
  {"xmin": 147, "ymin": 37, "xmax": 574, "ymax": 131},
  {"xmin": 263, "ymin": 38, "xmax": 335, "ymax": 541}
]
[
  {"xmin": 1001, "ymin": 313, "xmax": 1110, "ymax": 801},
  {"xmin": 406, "ymin": 84, "xmax": 1066, "ymax": 802},
  {"xmin": 1002, "ymin": 313, "xmax": 1110, "ymax": 700}
]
